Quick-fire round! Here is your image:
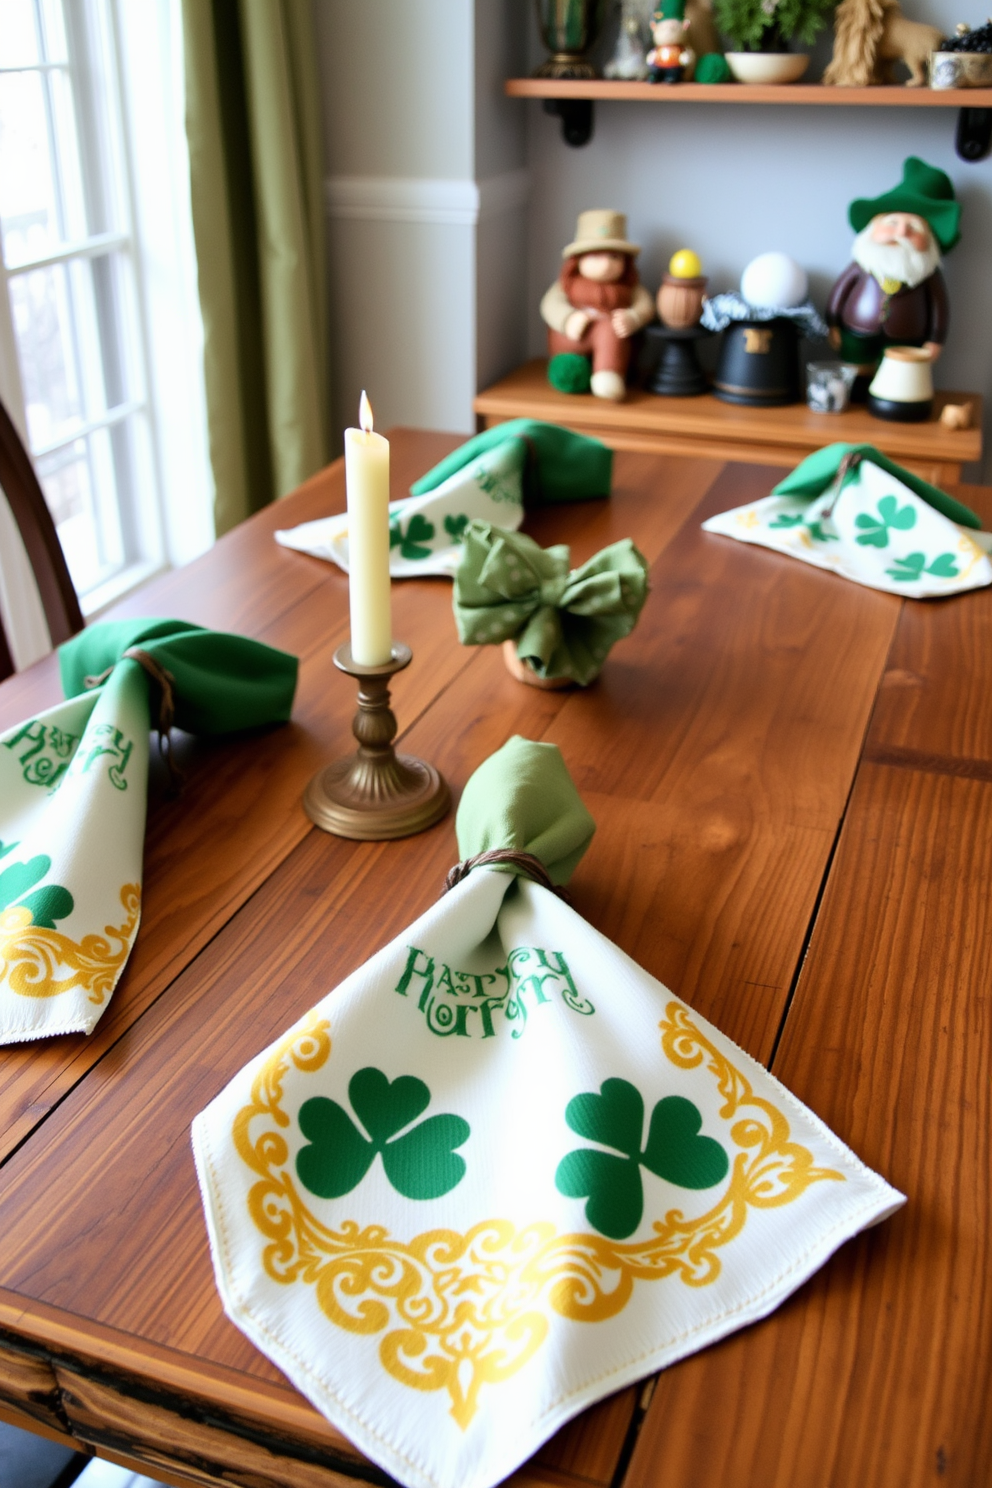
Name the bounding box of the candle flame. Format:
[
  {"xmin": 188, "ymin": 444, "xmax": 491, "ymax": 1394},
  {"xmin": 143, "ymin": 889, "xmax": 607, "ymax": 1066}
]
[{"xmin": 359, "ymin": 390, "xmax": 374, "ymax": 435}]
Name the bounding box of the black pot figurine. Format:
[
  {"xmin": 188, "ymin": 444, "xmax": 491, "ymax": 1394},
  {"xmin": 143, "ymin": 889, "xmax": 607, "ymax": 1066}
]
[{"xmin": 703, "ymin": 253, "xmax": 828, "ymax": 409}]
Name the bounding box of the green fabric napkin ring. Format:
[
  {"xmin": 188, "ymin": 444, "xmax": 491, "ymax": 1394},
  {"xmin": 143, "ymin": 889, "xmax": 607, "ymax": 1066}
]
[{"xmin": 453, "ymin": 521, "xmax": 649, "ymax": 686}]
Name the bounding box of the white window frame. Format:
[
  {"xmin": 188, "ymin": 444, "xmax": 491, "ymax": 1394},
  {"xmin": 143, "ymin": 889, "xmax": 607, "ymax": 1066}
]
[{"xmin": 0, "ymin": 0, "xmax": 213, "ymax": 671}]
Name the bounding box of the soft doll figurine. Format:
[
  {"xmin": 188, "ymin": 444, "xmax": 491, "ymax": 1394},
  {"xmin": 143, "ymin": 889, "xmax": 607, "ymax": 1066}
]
[{"xmin": 540, "ymin": 210, "xmax": 656, "ymax": 402}]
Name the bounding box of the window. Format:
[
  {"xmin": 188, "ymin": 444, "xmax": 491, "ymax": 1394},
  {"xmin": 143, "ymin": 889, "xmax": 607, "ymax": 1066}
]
[{"xmin": 0, "ymin": 0, "xmax": 212, "ymax": 665}]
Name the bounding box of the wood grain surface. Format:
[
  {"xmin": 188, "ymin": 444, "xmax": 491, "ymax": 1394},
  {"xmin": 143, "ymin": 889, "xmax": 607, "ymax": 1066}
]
[
  {"xmin": 0, "ymin": 435, "xmax": 988, "ymax": 1488},
  {"xmin": 504, "ymin": 77, "xmax": 992, "ymax": 107},
  {"xmin": 474, "ymin": 361, "xmax": 982, "ymax": 482}
]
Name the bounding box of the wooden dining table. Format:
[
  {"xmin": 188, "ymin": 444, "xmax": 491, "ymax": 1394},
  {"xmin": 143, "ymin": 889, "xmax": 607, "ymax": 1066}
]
[{"xmin": 0, "ymin": 431, "xmax": 988, "ymax": 1488}]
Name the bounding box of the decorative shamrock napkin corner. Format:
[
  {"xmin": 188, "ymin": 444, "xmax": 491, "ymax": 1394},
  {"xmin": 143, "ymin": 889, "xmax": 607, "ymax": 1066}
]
[
  {"xmin": 193, "ymin": 736, "xmax": 903, "ymax": 1488},
  {"xmin": 703, "ymin": 443, "xmax": 992, "ymax": 598},
  {"xmin": 0, "ymin": 620, "xmax": 296, "ymax": 1044},
  {"xmin": 275, "ymin": 420, "xmax": 613, "ymax": 579}
]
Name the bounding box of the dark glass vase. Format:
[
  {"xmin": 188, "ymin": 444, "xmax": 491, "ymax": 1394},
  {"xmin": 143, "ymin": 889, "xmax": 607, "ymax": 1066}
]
[{"xmin": 534, "ymin": 0, "xmax": 607, "ymax": 78}]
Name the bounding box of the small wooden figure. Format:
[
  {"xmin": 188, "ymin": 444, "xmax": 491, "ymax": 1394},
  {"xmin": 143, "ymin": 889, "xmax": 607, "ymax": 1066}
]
[
  {"xmin": 657, "ymin": 249, "xmax": 708, "ymax": 328},
  {"xmin": 647, "ymin": 0, "xmax": 695, "ymax": 82}
]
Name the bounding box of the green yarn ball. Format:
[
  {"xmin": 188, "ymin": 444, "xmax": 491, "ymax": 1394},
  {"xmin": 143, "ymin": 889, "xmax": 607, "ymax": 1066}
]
[
  {"xmin": 548, "ymin": 353, "xmax": 592, "ymax": 395},
  {"xmin": 695, "ymin": 53, "xmax": 731, "ymax": 83}
]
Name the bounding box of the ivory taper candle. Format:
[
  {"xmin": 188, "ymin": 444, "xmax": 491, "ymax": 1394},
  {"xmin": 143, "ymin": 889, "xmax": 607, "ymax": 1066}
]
[{"xmin": 344, "ymin": 391, "xmax": 393, "ymax": 666}]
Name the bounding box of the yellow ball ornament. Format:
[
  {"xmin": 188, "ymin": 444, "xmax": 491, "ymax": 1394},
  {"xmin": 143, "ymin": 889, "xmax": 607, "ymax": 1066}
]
[{"xmin": 669, "ymin": 249, "xmax": 703, "ymax": 279}]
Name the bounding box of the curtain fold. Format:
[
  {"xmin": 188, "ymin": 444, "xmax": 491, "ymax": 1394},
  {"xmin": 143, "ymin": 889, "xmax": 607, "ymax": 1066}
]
[{"xmin": 182, "ymin": 0, "xmax": 329, "ymax": 536}]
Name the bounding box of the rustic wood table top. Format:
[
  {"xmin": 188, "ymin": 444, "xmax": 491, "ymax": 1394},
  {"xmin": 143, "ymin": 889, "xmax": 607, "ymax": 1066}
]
[{"xmin": 0, "ymin": 431, "xmax": 988, "ymax": 1488}]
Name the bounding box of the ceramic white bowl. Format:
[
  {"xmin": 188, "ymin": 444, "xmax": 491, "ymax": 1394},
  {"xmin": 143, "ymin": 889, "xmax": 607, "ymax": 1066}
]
[{"xmin": 725, "ymin": 53, "xmax": 810, "ymax": 84}]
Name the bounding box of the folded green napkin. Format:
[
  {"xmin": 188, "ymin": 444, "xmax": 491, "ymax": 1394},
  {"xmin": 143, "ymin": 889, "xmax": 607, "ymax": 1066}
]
[
  {"xmin": 453, "ymin": 521, "xmax": 649, "ymax": 685},
  {"xmin": 276, "ymin": 420, "xmax": 613, "ymax": 580},
  {"xmin": 455, "ymin": 735, "xmax": 596, "ymax": 885},
  {"xmin": 772, "ymin": 444, "xmax": 981, "ymax": 528},
  {"xmin": 194, "ymin": 735, "xmax": 902, "ymax": 1488},
  {"xmin": 0, "ymin": 619, "xmax": 297, "ymax": 1044},
  {"xmin": 704, "ymin": 444, "xmax": 992, "ymax": 600},
  {"xmin": 410, "ymin": 419, "xmax": 613, "ymax": 505}
]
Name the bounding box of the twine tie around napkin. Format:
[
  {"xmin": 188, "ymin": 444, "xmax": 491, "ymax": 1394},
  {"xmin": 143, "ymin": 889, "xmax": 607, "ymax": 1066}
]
[
  {"xmin": 0, "ymin": 619, "xmax": 297, "ymax": 1044},
  {"xmin": 442, "ymin": 848, "xmax": 570, "ymax": 901},
  {"xmin": 194, "ymin": 734, "xmax": 902, "ymax": 1488},
  {"xmin": 85, "ymin": 646, "xmax": 183, "ymax": 791}
]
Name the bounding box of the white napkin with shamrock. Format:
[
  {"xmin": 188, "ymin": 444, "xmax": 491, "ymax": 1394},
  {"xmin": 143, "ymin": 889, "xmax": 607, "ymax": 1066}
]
[
  {"xmin": 0, "ymin": 620, "xmax": 297, "ymax": 1044},
  {"xmin": 193, "ymin": 738, "xmax": 903, "ymax": 1488},
  {"xmin": 703, "ymin": 444, "xmax": 992, "ymax": 598},
  {"xmin": 277, "ymin": 438, "xmax": 527, "ymax": 578},
  {"xmin": 275, "ymin": 420, "xmax": 613, "ymax": 579}
]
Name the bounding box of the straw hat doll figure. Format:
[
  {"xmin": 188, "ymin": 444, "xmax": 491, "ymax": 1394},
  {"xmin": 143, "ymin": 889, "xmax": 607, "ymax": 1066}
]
[{"xmin": 541, "ymin": 210, "xmax": 656, "ymax": 401}]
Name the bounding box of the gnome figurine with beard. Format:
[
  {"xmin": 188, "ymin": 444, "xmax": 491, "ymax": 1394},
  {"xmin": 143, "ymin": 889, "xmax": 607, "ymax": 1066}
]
[
  {"xmin": 541, "ymin": 210, "xmax": 656, "ymax": 401},
  {"xmin": 826, "ymin": 157, "xmax": 960, "ymax": 397}
]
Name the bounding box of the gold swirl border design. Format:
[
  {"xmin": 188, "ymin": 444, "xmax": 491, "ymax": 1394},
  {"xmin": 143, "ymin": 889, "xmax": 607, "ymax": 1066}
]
[
  {"xmin": 0, "ymin": 883, "xmax": 140, "ymax": 1003},
  {"xmin": 234, "ymin": 1003, "xmax": 842, "ymax": 1428}
]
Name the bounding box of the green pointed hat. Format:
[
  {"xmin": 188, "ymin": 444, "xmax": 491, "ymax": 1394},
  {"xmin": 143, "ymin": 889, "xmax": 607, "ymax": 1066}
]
[{"xmin": 848, "ymin": 156, "xmax": 960, "ymax": 252}]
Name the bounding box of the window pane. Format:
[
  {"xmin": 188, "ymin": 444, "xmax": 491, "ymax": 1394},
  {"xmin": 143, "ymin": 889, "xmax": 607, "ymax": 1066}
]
[
  {"xmin": 0, "ymin": 70, "xmax": 62, "ymax": 265},
  {"xmin": 39, "ymin": 0, "xmax": 68, "ymax": 64},
  {"xmin": 0, "ymin": 0, "xmax": 39, "ymax": 69},
  {"xmin": 37, "ymin": 425, "xmax": 124, "ymax": 594},
  {"xmin": 8, "ymin": 261, "xmax": 88, "ymax": 446}
]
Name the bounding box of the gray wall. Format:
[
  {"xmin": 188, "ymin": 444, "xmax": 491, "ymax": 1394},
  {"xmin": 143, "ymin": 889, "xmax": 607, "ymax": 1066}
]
[
  {"xmin": 313, "ymin": 0, "xmax": 992, "ymax": 479},
  {"xmin": 524, "ymin": 0, "xmax": 992, "ymax": 479}
]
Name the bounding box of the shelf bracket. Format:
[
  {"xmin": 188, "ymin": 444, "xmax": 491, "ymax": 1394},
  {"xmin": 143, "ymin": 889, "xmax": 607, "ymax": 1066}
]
[
  {"xmin": 543, "ymin": 98, "xmax": 594, "ymax": 146},
  {"xmin": 956, "ymin": 107, "xmax": 992, "ymax": 162}
]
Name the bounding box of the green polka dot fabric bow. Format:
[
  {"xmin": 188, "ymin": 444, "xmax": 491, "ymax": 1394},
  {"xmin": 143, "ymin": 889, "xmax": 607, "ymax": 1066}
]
[{"xmin": 453, "ymin": 521, "xmax": 649, "ymax": 685}]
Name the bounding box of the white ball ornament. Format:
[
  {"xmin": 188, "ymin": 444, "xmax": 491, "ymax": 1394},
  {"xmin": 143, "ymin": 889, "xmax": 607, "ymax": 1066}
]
[{"xmin": 740, "ymin": 252, "xmax": 808, "ymax": 310}]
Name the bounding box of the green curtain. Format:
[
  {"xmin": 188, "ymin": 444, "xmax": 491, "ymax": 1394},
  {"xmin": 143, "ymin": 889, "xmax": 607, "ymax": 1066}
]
[{"xmin": 182, "ymin": 0, "xmax": 329, "ymax": 535}]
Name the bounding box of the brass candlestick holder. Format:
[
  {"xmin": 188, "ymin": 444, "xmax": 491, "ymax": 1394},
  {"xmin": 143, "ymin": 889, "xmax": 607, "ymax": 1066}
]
[{"xmin": 303, "ymin": 643, "xmax": 450, "ymax": 840}]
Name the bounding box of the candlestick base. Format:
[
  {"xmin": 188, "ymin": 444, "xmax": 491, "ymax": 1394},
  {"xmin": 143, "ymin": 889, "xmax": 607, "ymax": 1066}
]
[{"xmin": 303, "ymin": 642, "xmax": 450, "ymax": 840}]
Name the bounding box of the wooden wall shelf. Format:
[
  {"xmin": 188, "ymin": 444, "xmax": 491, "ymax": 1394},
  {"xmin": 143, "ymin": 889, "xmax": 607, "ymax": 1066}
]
[
  {"xmin": 506, "ymin": 78, "xmax": 992, "ymax": 107},
  {"xmin": 474, "ymin": 360, "xmax": 983, "ymax": 488}
]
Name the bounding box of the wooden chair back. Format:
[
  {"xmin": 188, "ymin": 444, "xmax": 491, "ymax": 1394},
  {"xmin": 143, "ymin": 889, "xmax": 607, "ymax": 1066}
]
[{"xmin": 0, "ymin": 396, "xmax": 84, "ymax": 680}]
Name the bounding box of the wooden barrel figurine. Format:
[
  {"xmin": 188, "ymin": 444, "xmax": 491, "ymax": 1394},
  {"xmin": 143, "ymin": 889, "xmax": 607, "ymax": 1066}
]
[{"xmin": 657, "ymin": 274, "xmax": 707, "ymax": 329}]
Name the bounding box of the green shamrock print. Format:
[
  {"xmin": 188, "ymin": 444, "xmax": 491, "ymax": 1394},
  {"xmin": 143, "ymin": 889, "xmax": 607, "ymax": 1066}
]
[
  {"xmin": 443, "ymin": 513, "xmax": 469, "ymax": 542},
  {"xmin": 854, "ymin": 495, "xmax": 917, "ymax": 549},
  {"xmin": 0, "ymin": 851, "xmax": 74, "ymax": 929},
  {"xmin": 804, "ymin": 519, "xmax": 839, "ymax": 544},
  {"xmin": 555, "ymin": 1078, "xmax": 729, "ymax": 1240},
  {"xmin": 389, "ymin": 514, "xmax": 436, "ymax": 561},
  {"xmin": 296, "ymin": 1067, "xmax": 470, "ymax": 1202},
  {"xmin": 769, "ymin": 512, "xmax": 804, "ymax": 529},
  {"xmin": 886, "ymin": 550, "xmax": 960, "ymax": 583}
]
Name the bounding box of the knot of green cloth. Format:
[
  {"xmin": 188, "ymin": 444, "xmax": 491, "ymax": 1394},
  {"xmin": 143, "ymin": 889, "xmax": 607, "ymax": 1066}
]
[
  {"xmin": 454, "ymin": 736, "xmax": 595, "ymax": 887},
  {"xmin": 454, "ymin": 521, "xmax": 649, "ymax": 686},
  {"xmin": 60, "ymin": 618, "xmax": 298, "ymax": 734}
]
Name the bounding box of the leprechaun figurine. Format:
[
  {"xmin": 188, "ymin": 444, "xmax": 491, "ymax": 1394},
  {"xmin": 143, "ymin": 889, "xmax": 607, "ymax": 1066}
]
[
  {"xmin": 540, "ymin": 209, "xmax": 655, "ymax": 402},
  {"xmin": 646, "ymin": 0, "xmax": 695, "ymax": 82},
  {"xmin": 826, "ymin": 157, "xmax": 959, "ymax": 390}
]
